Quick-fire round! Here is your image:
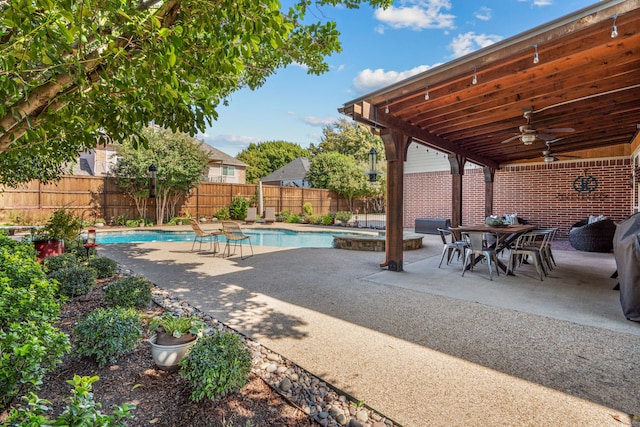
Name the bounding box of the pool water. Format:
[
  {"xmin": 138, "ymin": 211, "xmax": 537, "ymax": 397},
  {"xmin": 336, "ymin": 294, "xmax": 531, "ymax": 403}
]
[{"xmin": 95, "ymin": 228, "xmax": 351, "ymax": 248}]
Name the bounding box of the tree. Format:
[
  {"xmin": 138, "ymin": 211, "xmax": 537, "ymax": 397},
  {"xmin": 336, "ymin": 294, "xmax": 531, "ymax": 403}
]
[
  {"xmin": 309, "ymin": 118, "xmax": 385, "ymax": 163},
  {"xmin": 0, "ymin": 0, "xmax": 391, "ymax": 186},
  {"xmin": 237, "ymin": 141, "xmax": 310, "ymax": 184},
  {"xmin": 307, "ymin": 151, "xmax": 366, "ymax": 211},
  {"xmin": 112, "ymin": 127, "xmax": 209, "ymax": 224}
]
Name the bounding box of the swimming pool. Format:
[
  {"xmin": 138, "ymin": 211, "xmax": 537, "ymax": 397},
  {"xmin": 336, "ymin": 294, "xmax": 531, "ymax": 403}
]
[{"xmin": 95, "ymin": 228, "xmax": 354, "ymax": 248}]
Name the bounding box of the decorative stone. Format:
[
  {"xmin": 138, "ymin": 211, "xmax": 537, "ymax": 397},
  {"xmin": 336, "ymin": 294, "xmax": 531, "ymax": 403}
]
[{"xmin": 279, "ymin": 377, "xmax": 292, "ymax": 392}]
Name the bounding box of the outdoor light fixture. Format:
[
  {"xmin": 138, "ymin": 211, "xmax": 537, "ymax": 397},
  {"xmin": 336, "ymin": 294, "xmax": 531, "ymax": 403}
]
[
  {"xmin": 533, "ymin": 44, "xmax": 539, "ymax": 64},
  {"xmin": 611, "ymin": 15, "xmax": 618, "ymax": 38},
  {"xmin": 424, "ymin": 85, "xmax": 429, "ymax": 100},
  {"xmin": 385, "ymin": 100, "xmax": 389, "ymax": 114},
  {"xmin": 148, "ymin": 163, "xmax": 157, "ymax": 198},
  {"xmin": 472, "ymin": 67, "xmax": 478, "ymax": 85},
  {"xmin": 520, "ymin": 133, "xmax": 537, "ymax": 145},
  {"xmin": 366, "ymin": 148, "xmax": 381, "ymax": 182}
]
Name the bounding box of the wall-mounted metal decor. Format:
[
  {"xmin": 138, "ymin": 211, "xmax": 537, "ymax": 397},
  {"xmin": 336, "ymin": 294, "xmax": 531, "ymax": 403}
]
[{"xmin": 573, "ymin": 174, "xmax": 598, "ymax": 194}]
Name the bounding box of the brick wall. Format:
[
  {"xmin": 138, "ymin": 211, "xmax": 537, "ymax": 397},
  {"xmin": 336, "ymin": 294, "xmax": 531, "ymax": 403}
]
[{"xmin": 404, "ymin": 158, "xmax": 632, "ymax": 238}]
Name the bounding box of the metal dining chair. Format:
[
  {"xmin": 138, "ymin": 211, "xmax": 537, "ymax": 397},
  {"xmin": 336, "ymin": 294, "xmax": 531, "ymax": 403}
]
[
  {"xmin": 506, "ymin": 230, "xmax": 550, "ymax": 281},
  {"xmin": 437, "ymin": 228, "xmax": 468, "ymax": 267},
  {"xmin": 461, "ymin": 231, "xmax": 500, "ymax": 281}
]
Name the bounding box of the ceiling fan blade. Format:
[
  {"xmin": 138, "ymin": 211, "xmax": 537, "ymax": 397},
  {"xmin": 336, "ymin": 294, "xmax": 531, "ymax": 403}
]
[
  {"xmin": 500, "ymin": 134, "xmax": 522, "ymax": 144},
  {"xmin": 538, "ymin": 127, "xmax": 575, "ymax": 133}
]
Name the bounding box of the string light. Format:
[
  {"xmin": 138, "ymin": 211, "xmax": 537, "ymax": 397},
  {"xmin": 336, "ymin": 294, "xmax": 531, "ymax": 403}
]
[
  {"xmin": 424, "ymin": 85, "xmax": 429, "ymax": 100},
  {"xmin": 533, "ymin": 44, "xmax": 539, "ymax": 64},
  {"xmin": 472, "ymin": 67, "xmax": 477, "ymax": 85},
  {"xmin": 611, "ymin": 15, "xmax": 618, "ymax": 38}
]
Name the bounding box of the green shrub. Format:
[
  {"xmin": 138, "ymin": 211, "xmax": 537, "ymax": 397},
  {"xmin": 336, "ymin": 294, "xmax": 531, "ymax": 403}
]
[
  {"xmin": 214, "ymin": 207, "xmax": 230, "ymax": 220},
  {"xmin": 302, "ymin": 202, "xmax": 313, "ymax": 216},
  {"xmin": 48, "ymin": 265, "xmax": 97, "ymax": 297},
  {"xmin": 322, "ymin": 214, "xmax": 335, "ymax": 226},
  {"xmin": 114, "ymin": 214, "xmax": 127, "ymax": 226},
  {"xmin": 74, "ymin": 307, "xmax": 143, "ymax": 367},
  {"xmin": 6, "ymin": 375, "xmax": 135, "ymax": 426},
  {"xmin": 125, "ymin": 219, "xmax": 139, "ymax": 227},
  {"xmin": 41, "ymin": 252, "xmax": 79, "ymax": 273},
  {"xmin": 63, "ymin": 236, "xmax": 94, "ymax": 260},
  {"xmin": 0, "ymin": 235, "xmax": 70, "ymax": 409},
  {"xmin": 105, "ymin": 276, "xmax": 152, "ymax": 308},
  {"xmin": 179, "ymin": 331, "xmax": 251, "ymax": 402},
  {"xmin": 335, "ymin": 211, "xmax": 353, "ymax": 223},
  {"xmin": 88, "ymin": 256, "xmax": 118, "ymax": 279},
  {"xmin": 307, "ymin": 214, "xmax": 324, "ymax": 225},
  {"xmin": 229, "ymin": 195, "xmax": 249, "ymax": 220},
  {"xmin": 285, "ymin": 214, "xmax": 301, "ymax": 223},
  {"xmin": 280, "ymin": 209, "xmax": 292, "ymax": 218}
]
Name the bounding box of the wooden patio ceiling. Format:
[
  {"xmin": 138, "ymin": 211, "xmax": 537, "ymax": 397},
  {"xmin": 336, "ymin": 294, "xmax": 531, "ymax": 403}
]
[{"xmin": 339, "ymin": 0, "xmax": 640, "ymax": 170}]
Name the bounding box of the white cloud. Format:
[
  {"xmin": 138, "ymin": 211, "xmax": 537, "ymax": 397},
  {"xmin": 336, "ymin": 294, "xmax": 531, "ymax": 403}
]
[
  {"xmin": 517, "ymin": 0, "xmax": 553, "ymax": 5},
  {"xmin": 299, "ymin": 116, "xmax": 337, "ymax": 127},
  {"xmin": 448, "ymin": 32, "xmax": 503, "ymax": 58},
  {"xmin": 352, "ymin": 65, "xmax": 433, "ymax": 93},
  {"xmin": 197, "ymin": 132, "xmax": 260, "ymax": 150},
  {"xmin": 474, "ymin": 6, "xmax": 491, "ymax": 21},
  {"xmin": 374, "ymin": 0, "xmax": 455, "ymax": 31}
]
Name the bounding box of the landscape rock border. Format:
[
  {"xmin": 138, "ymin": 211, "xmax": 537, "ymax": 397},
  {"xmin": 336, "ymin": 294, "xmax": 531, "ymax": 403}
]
[{"xmin": 119, "ymin": 266, "xmax": 400, "ymax": 427}]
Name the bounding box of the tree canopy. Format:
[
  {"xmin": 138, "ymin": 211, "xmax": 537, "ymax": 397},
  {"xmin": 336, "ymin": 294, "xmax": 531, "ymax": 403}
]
[
  {"xmin": 309, "ymin": 118, "xmax": 385, "ymax": 163},
  {"xmin": 0, "ymin": 0, "xmax": 390, "ymax": 186},
  {"xmin": 236, "ymin": 140, "xmax": 309, "ymax": 184},
  {"xmin": 112, "ymin": 126, "xmax": 209, "ymax": 224}
]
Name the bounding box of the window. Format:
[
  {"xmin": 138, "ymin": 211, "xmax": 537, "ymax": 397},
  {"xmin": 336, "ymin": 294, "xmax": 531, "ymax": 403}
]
[{"xmin": 222, "ymin": 165, "xmax": 235, "ymax": 177}]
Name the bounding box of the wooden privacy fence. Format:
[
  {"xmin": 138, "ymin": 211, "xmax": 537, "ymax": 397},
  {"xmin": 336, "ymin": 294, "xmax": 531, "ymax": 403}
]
[{"xmin": 0, "ymin": 176, "xmax": 363, "ymax": 224}]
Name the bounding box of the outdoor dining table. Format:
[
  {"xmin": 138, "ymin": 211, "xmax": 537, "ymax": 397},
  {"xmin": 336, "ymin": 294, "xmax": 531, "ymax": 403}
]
[{"xmin": 454, "ymin": 223, "xmax": 537, "ymax": 274}]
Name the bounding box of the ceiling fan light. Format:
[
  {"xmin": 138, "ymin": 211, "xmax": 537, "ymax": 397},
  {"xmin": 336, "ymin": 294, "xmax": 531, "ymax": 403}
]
[
  {"xmin": 544, "ymin": 155, "xmax": 555, "ymax": 163},
  {"xmin": 521, "ymin": 133, "xmax": 536, "ymax": 144}
]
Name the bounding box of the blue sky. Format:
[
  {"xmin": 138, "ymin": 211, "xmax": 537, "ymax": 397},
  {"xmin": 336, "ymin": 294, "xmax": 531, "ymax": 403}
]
[{"xmin": 197, "ymin": 0, "xmax": 599, "ymax": 157}]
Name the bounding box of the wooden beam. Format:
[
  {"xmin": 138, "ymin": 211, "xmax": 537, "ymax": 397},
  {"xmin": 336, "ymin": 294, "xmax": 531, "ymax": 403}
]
[
  {"xmin": 448, "ymin": 154, "xmax": 465, "ymax": 227},
  {"xmin": 380, "ymin": 129, "xmax": 408, "ymax": 272},
  {"xmin": 374, "ymin": 106, "xmax": 499, "ymax": 169},
  {"xmin": 483, "ymin": 167, "xmax": 495, "ymax": 218}
]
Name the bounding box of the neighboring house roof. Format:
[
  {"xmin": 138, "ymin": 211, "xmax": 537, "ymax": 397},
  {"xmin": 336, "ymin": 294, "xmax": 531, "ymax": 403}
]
[
  {"xmin": 198, "ymin": 142, "xmax": 247, "ymax": 167},
  {"xmin": 261, "ymin": 157, "xmax": 310, "ymax": 183}
]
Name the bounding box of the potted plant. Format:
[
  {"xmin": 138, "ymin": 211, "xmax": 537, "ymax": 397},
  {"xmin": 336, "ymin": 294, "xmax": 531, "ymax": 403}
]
[
  {"xmin": 148, "ymin": 312, "xmax": 205, "ymax": 371},
  {"xmin": 94, "ymin": 218, "xmax": 106, "ymax": 227},
  {"xmin": 33, "ymin": 208, "xmax": 83, "ymax": 259}
]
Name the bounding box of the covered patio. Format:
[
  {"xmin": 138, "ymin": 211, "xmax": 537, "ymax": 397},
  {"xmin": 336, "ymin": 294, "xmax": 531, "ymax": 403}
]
[{"xmin": 340, "ymin": 0, "xmax": 640, "ymax": 271}]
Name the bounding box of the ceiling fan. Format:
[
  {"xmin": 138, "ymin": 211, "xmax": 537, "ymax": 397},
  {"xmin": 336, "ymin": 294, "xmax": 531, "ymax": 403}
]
[
  {"xmin": 500, "ymin": 107, "xmax": 575, "ymax": 145},
  {"xmin": 541, "ymin": 139, "xmax": 580, "ymax": 163}
]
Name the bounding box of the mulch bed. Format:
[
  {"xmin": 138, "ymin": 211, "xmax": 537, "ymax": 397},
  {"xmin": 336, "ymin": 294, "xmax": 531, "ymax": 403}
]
[{"xmin": 1, "ymin": 277, "xmax": 316, "ymax": 427}]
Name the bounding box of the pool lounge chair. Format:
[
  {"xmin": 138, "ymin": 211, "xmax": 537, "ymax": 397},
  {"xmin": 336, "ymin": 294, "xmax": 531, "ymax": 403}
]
[
  {"xmin": 264, "ymin": 207, "xmax": 275, "ymax": 225},
  {"xmin": 189, "ymin": 218, "xmax": 222, "ymax": 253},
  {"xmin": 245, "ymin": 207, "xmax": 257, "ymax": 224},
  {"xmin": 221, "ymin": 221, "xmax": 253, "ymax": 259}
]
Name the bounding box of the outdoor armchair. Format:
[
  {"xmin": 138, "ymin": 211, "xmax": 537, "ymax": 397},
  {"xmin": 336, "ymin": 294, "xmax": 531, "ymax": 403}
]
[
  {"xmin": 221, "ymin": 221, "xmax": 253, "ymax": 259},
  {"xmin": 189, "ymin": 218, "xmax": 222, "ymax": 252},
  {"xmin": 569, "ymin": 218, "xmax": 616, "ymax": 252}
]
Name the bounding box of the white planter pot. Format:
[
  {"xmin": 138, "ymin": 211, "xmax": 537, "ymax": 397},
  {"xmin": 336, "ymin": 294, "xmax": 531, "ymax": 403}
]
[{"xmin": 149, "ymin": 334, "xmax": 197, "ymax": 371}]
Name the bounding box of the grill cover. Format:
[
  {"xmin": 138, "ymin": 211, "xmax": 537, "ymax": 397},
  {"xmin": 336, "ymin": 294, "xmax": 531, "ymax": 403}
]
[{"xmin": 613, "ymin": 213, "xmax": 640, "ymax": 321}]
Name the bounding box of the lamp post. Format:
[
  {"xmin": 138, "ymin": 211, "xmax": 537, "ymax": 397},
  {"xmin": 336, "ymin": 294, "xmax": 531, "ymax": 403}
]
[
  {"xmin": 366, "ymin": 148, "xmax": 380, "ymax": 182},
  {"xmin": 148, "ymin": 164, "xmax": 157, "ymax": 198}
]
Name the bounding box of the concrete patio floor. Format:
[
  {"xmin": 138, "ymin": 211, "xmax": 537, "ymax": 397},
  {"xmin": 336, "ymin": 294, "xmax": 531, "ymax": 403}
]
[{"xmin": 98, "ymin": 224, "xmax": 640, "ymax": 427}]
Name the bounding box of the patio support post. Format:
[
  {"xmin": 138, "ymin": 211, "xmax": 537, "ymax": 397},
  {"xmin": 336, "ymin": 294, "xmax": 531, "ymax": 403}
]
[
  {"xmin": 380, "ymin": 129, "xmax": 409, "ymax": 272},
  {"xmin": 483, "ymin": 167, "xmax": 495, "ymax": 218},
  {"xmin": 448, "ymin": 154, "xmax": 466, "ymax": 227}
]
